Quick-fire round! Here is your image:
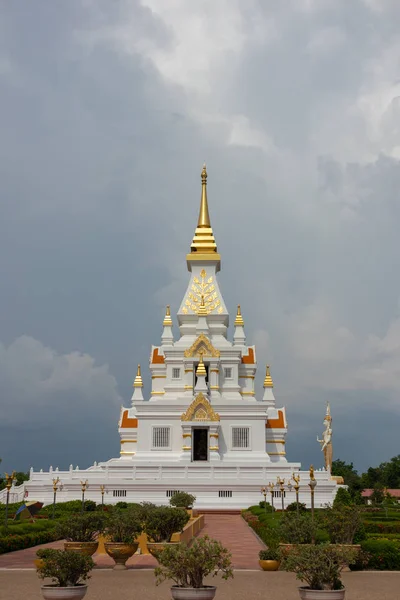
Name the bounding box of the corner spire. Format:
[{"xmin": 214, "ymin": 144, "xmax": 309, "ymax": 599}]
[
  {"xmin": 196, "ymin": 355, "xmax": 207, "ymax": 377},
  {"xmin": 234, "ymin": 305, "xmax": 244, "ymax": 327},
  {"xmin": 133, "ymin": 364, "xmax": 143, "ymax": 388},
  {"xmin": 187, "ymin": 164, "xmax": 221, "ymax": 272},
  {"xmin": 263, "ymin": 365, "xmax": 274, "ymax": 388},
  {"xmin": 163, "ymin": 305, "xmax": 173, "ymax": 327}
]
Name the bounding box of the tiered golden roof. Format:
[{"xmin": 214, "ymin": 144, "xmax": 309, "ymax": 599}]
[
  {"xmin": 163, "ymin": 305, "xmax": 173, "ymax": 327},
  {"xmin": 234, "ymin": 305, "xmax": 244, "ymax": 327},
  {"xmin": 196, "ymin": 355, "xmax": 207, "ymax": 377},
  {"xmin": 133, "ymin": 364, "xmax": 143, "ymax": 388},
  {"xmin": 263, "ymin": 365, "xmax": 274, "ymax": 388},
  {"xmin": 187, "ymin": 165, "xmax": 221, "ymax": 266}
]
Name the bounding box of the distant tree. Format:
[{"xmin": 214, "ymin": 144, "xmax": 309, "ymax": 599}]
[
  {"xmin": 361, "ymin": 455, "xmax": 400, "ymax": 490},
  {"xmin": 370, "ymin": 484, "xmax": 385, "ymax": 505},
  {"xmin": 331, "ymin": 459, "xmax": 362, "ymax": 500},
  {"xmin": 333, "ymin": 487, "xmax": 353, "ymax": 507},
  {"xmin": 0, "ymin": 471, "xmax": 29, "ymax": 491}
]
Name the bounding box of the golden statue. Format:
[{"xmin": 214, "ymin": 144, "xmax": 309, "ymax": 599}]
[{"xmin": 317, "ymin": 402, "xmax": 333, "ymax": 472}]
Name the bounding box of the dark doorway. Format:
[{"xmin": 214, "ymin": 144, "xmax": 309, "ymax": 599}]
[{"xmin": 192, "ymin": 428, "xmax": 208, "ymax": 462}]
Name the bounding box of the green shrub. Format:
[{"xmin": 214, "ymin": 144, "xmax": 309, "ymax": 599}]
[
  {"xmin": 115, "ymin": 502, "xmax": 128, "ymax": 509},
  {"xmin": 0, "ymin": 530, "xmax": 60, "ymax": 554},
  {"xmin": 104, "ymin": 510, "xmax": 142, "ymax": 544},
  {"xmin": 279, "ymin": 513, "xmax": 317, "ymax": 544},
  {"xmin": 145, "ymin": 507, "xmax": 190, "ymax": 543},
  {"xmin": 56, "ymin": 513, "xmax": 106, "ymax": 542},
  {"xmin": 36, "ymin": 549, "xmax": 94, "ymax": 587},
  {"xmin": 322, "ymin": 505, "xmax": 363, "ymax": 544},
  {"xmin": 169, "ymin": 492, "xmax": 196, "ymax": 509},
  {"xmin": 259, "ymin": 548, "xmax": 279, "ymax": 560},
  {"xmin": 286, "ymin": 502, "xmax": 307, "ymax": 513},
  {"xmin": 259, "ymin": 501, "xmax": 275, "ymax": 512},
  {"xmin": 357, "ymin": 540, "xmax": 400, "ymax": 570},
  {"xmin": 83, "ymin": 500, "xmax": 96, "ymax": 512},
  {"xmin": 364, "ymin": 522, "xmax": 400, "ymax": 534},
  {"xmin": 333, "ymin": 488, "xmax": 353, "ymax": 507}
]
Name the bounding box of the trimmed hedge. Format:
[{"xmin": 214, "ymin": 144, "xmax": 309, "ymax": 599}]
[
  {"xmin": 0, "ymin": 520, "xmax": 56, "ymax": 538},
  {"xmin": 358, "ymin": 540, "xmax": 400, "ymax": 570},
  {"xmin": 364, "ymin": 522, "xmax": 400, "ymax": 534},
  {"xmin": 0, "ymin": 530, "xmax": 60, "ymax": 555}
]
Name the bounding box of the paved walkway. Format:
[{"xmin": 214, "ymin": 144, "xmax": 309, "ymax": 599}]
[
  {"xmin": 3, "ymin": 570, "xmax": 400, "ymax": 600},
  {"xmin": 0, "ymin": 515, "xmax": 263, "ymax": 570}
]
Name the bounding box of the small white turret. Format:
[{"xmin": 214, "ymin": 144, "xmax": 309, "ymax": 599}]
[
  {"xmin": 161, "ymin": 305, "xmax": 174, "ymax": 345},
  {"xmin": 233, "ymin": 305, "xmax": 246, "ymax": 345},
  {"xmin": 131, "ymin": 364, "xmax": 144, "ymax": 402},
  {"xmin": 263, "ymin": 365, "xmax": 276, "ymax": 404},
  {"xmin": 194, "ymin": 355, "xmax": 208, "ymax": 394}
]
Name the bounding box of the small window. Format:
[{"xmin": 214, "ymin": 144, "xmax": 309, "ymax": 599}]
[
  {"xmin": 113, "ymin": 490, "xmax": 127, "ymax": 497},
  {"xmin": 172, "ymin": 368, "xmax": 180, "ymax": 379},
  {"xmin": 232, "ymin": 427, "xmax": 250, "ymax": 449},
  {"xmin": 224, "ymin": 367, "xmax": 232, "ymax": 379},
  {"xmin": 166, "ymin": 490, "xmax": 180, "ymax": 498},
  {"xmin": 219, "ymin": 490, "xmax": 233, "ymax": 498},
  {"xmin": 153, "ymin": 427, "xmax": 171, "ymax": 448}
]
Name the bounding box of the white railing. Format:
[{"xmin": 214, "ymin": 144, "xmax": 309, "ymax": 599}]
[{"xmin": 0, "ymin": 484, "xmax": 26, "ymax": 504}]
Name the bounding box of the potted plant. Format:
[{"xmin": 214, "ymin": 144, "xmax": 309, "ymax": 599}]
[
  {"xmin": 36, "ymin": 548, "xmax": 94, "ymax": 600},
  {"xmin": 155, "ymin": 535, "xmax": 233, "ymax": 600},
  {"xmin": 259, "ymin": 548, "xmax": 280, "ymax": 571},
  {"xmin": 279, "ymin": 543, "xmax": 358, "ymax": 599},
  {"xmin": 169, "ymin": 491, "xmax": 196, "ymax": 516},
  {"xmin": 104, "ymin": 509, "xmax": 142, "ymax": 569},
  {"xmin": 56, "ymin": 513, "xmax": 106, "ymax": 556},
  {"xmin": 145, "ymin": 506, "xmax": 190, "ymax": 557}
]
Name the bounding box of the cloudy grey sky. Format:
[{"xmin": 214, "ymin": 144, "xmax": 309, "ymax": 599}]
[{"xmin": 1, "ymin": 0, "xmax": 399, "ymax": 475}]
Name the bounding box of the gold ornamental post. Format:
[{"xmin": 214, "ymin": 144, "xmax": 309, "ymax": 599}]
[
  {"xmin": 80, "ymin": 480, "xmax": 88, "ymax": 513},
  {"xmin": 292, "ymin": 473, "xmax": 301, "ymax": 515},
  {"xmin": 277, "ymin": 477, "xmax": 286, "ymax": 512},
  {"xmin": 267, "ymin": 481, "xmax": 275, "ymax": 513},
  {"xmin": 4, "ymin": 471, "xmax": 16, "ymax": 528},
  {"xmin": 308, "ymin": 465, "xmax": 317, "ymax": 543},
  {"xmin": 100, "ymin": 485, "xmax": 106, "ymax": 510},
  {"xmin": 260, "ymin": 487, "xmax": 268, "ymax": 515},
  {"xmin": 52, "ymin": 477, "xmax": 61, "ymax": 520}
]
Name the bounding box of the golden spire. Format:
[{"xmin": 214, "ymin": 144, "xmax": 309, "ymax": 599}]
[
  {"xmin": 163, "ymin": 305, "xmax": 173, "ymax": 326},
  {"xmin": 187, "ymin": 164, "xmax": 221, "ymax": 269},
  {"xmin": 263, "ymin": 365, "xmax": 274, "ymax": 388},
  {"xmin": 234, "ymin": 305, "xmax": 244, "ymax": 326},
  {"xmin": 196, "ymin": 355, "xmax": 207, "ymax": 376},
  {"xmin": 133, "ymin": 364, "xmax": 143, "ymax": 388},
  {"xmin": 198, "ymin": 164, "xmax": 211, "ymax": 227}
]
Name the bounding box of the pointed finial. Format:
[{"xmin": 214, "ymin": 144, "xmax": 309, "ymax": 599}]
[
  {"xmin": 198, "ymin": 163, "xmax": 211, "ymax": 228},
  {"xmin": 263, "ymin": 365, "xmax": 274, "ymax": 388},
  {"xmin": 324, "ymin": 401, "xmax": 332, "ymax": 421},
  {"xmin": 163, "ymin": 305, "xmax": 173, "ymax": 326},
  {"xmin": 196, "ymin": 355, "xmax": 207, "ymax": 376},
  {"xmin": 133, "ymin": 364, "xmax": 143, "ymax": 388},
  {"xmin": 234, "ymin": 305, "xmax": 244, "ymax": 327}
]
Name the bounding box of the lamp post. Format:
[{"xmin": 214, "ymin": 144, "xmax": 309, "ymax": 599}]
[
  {"xmin": 4, "ymin": 471, "xmax": 16, "ymax": 528},
  {"xmin": 267, "ymin": 482, "xmax": 275, "ymax": 513},
  {"xmin": 292, "ymin": 473, "xmax": 301, "ymax": 515},
  {"xmin": 80, "ymin": 480, "xmax": 88, "ymax": 513},
  {"xmin": 308, "ymin": 465, "xmax": 317, "ymax": 543},
  {"xmin": 277, "ymin": 477, "xmax": 286, "ymax": 512},
  {"xmin": 260, "ymin": 487, "xmax": 268, "ymax": 514},
  {"xmin": 100, "ymin": 485, "xmax": 106, "ymax": 510},
  {"xmin": 52, "ymin": 477, "xmax": 61, "ymax": 520}
]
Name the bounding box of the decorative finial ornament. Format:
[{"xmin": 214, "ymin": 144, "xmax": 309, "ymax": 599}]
[
  {"xmin": 133, "ymin": 364, "xmax": 143, "ymax": 388},
  {"xmin": 198, "ymin": 164, "xmax": 210, "ymax": 228},
  {"xmin": 196, "ymin": 355, "xmax": 207, "ymax": 376},
  {"xmin": 325, "ymin": 401, "xmax": 332, "ymax": 421},
  {"xmin": 163, "ymin": 305, "xmax": 173, "ymax": 326},
  {"xmin": 234, "ymin": 305, "xmax": 244, "ymax": 327},
  {"xmin": 263, "ymin": 365, "xmax": 274, "ymax": 388}
]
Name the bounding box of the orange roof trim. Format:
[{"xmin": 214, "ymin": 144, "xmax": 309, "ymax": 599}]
[
  {"xmin": 120, "ymin": 410, "xmax": 138, "ymax": 429},
  {"xmin": 266, "ymin": 409, "xmax": 286, "ymax": 429},
  {"xmin": 151, "ymin": 347, "xmax": 165, "ymax": 364},
  {"xmin": 241, "ymin": 347, "xmax": 255, "ymax": 364}
]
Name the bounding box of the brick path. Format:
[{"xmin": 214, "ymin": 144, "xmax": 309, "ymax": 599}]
[
  {"xmin": 0, "ymin": 515, "xmax": 263, "ymax": 570},
  {"xmin": 199, "ymin": 514, "xmax": 265, "ymax": 569}
]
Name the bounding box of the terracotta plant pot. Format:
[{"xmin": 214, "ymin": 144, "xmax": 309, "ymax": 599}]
[
  {"xmin": 104, "ymin": 542, "xmax": 138, "ymax": 570},
  {"xmin": 41, "ymin": 584, "xmax": 88, "ymax": 600},
  {"xmin": 147, "ymin": 542, "xmax": 179, "ymax": 560},
  {"xmin": 171, "ymin": 586, "xmax": 217, "ymax": 600},
  {"xmin": 259, "ymin": 559, "xmax": 280, "ymax": 571},
  {"xmin": 298, "ymin": 587, "xmax": 346, "ymax": 600},
  {"xmin": 64, "ymin": 542, "xmax": 99, "ymax": 557}
]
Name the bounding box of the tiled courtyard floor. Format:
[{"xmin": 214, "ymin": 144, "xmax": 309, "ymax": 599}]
[{"xmin": 1, "ymin": 570, "xmax": 400, "ymax": 600}]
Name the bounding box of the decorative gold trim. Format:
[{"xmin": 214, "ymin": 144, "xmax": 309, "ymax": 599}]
[
  {"xmin": 183, "ymin": 433, "xmax": 192, "ymax": 438},
  {"xmin": 210, "ymin": 369, "xmax": 219, "ymax": 373},
  {"xmin": 120, "ymin": 451, "xmax": 136, "ymax": 455},
  {"xmin": 210, "ymin": 386, "xmax": 219, "ymax": 390},
  {"xmin": 184, "ymin": 385, "xmax": 194, "ymax": 390},
  {"xmin": 234, "ymin": 304, "xmax": 244, "ymax": 327},
  {"xmin": 241, "ymin": 391, "xmax": 255, "ymax": 396},
  {"xmin": 269, "ymin": 452, "xmax": 286, "ymax": 456},
  {"xmin": 152, "ymin": 375, "xmax": 166, "ymax": 379},
  {"xmin": 182, "ymin": 446, "xmax": 191, "ymax": 451},
  {"xmin": 184, "ymin": 333, "xmax": 220, "ymax": 358},
  {"xmin": 163, "ymin": 305, "xmax": 173, "ymax": 327},
  {"xmin": 133, "ymin": 364, "xmax": 143, "ymax": 388},
  {"xmin": 151, "ymin": 391, "xmax": 165, "ymax": 395},
  {"xmin": 210, "ymin": 433, "xmax": 219, "ymax": 438},
  {"xmin": 181, "ymin": 392, "xmax": 220, "ymax": 422},
  {"xmin": 196, "ymin": 355, "xmax": 207, "ymax": 376},
  {"xmin": 185, "ymin": 369, "xmax": 193, "ymax": 373},
  {"xmin": 210, "ymin": 446, "xmax": 219, "ymax": 451},
  {"xmin": 239, "ymin": 375, "xmax": 255, "ymax": 379},
  {"xmin": 264, "ymin": 365, "xmax": 274, "ymax": 388},
  {"xmin": 120, "ymin": 440, "xmax": 137, "ymax": 444},
  {"xmin": 266, "ymin": 439, "xmax": 285, "ymax": 444}
]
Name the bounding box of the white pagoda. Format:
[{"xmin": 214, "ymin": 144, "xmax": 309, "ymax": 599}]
[{"xmin": 11, "ymin": 166, "xmax": 340, "ymax": 509}]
